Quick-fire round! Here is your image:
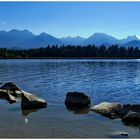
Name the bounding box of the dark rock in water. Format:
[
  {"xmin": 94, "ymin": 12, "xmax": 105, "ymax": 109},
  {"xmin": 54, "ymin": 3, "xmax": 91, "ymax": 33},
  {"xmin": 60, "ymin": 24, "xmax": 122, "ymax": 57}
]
[
  {"xmin": 65, "ymin": 92, "xmax": 91, "ymax": 108},
  {"xmin": 0, "ymin": 89, "xmax": 18, "ymax": 104},
  {"xmin": 90, "ymin": 102, "xmax": 123, "ymax": 118},
  {"xmin": 131, "ymin": 104, "xmax": 140, "ymax": 112},
  {"xmin": 0, "ymin": 82, "xmax": 22, "ymax": 97},
  {"xmin": 21, "ymin": 91, "xmax": 47, "ymax": 109},
  {"xmin": 119, "ymin": 104, "xmax": 131, "ymax": 117},
  {"xmin": 0, "ymin": 82, "xmax": 20, "ymax": 91},
  {"xmin": 120, "ymin": 104, "xmax": 140, "ymax": 117},
  {"xmin": 108, "ymin": 132, "xmax": 129, "ymax": 138},
  {"xmin": 122, "ymin": 112, "xmax": 140, "ymax": 126}
]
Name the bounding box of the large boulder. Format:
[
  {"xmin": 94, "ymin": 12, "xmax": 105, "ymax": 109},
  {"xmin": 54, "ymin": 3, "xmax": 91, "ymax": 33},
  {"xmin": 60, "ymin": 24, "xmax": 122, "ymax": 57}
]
[
  {"xmin": 90, "ymin": 102, "xmax": 123, "ymax": 118},
  {"xmin": 21, "ymin": 91, "xmax": 47, "ymax": 109},
  {"xmin": 122, "ymin": 112, "xmax": 140, "ymax": 126},
  {"xmin": 0, "ymin": 89, "xmax": 18, "ymax": 103},
  {"xmin": 65, "ymin": 92, "xmax": 91, "ymax": 108}
]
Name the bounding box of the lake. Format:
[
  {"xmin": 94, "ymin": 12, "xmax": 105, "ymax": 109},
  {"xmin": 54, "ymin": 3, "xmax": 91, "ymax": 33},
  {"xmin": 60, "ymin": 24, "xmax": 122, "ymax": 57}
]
[{"xmin": 0, "ymin": 59, "xmax": 140, "ymax": 138}]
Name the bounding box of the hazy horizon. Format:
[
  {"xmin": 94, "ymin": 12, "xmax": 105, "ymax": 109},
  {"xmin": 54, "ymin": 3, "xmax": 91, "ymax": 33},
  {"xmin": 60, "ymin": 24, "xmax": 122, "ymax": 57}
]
[
  {"xmin": 1, "ymin": 29, "xmax": 140, "ymax": 40},
  {"xmin": 1, "ymin": 2, "xmax": 140, "ymax": 39}
]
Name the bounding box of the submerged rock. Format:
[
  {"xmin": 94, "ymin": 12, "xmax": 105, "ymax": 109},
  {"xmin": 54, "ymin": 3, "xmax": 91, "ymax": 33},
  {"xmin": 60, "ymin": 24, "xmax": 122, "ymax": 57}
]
[
  {"xmin": 65, "ymin": 92, "xmax": 91, "ymax": 108},
  {"xmin": 122, "ymin": 112, "xmax": 140, "ymax": 126},
  {"xmin": 24, "ymin": 118, "xmax": 28, "ymax": 124},
  {"xmin": 108, "ymin": 131, "xmax": 129, "ymax": 138},
  {"xmin": 90, "ymin": 102, "xmax": 123, "ymax": 118},
  {"xmin": 21, "ymin": 91, "xmax": 47, "ymax": 109}
]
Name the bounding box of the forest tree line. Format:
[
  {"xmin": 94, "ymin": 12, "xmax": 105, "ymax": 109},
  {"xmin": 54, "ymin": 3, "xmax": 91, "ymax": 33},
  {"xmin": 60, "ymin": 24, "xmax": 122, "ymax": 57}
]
[{"xmin": 0, "ymin": 44, "xmax": 140, "ymax": 58}]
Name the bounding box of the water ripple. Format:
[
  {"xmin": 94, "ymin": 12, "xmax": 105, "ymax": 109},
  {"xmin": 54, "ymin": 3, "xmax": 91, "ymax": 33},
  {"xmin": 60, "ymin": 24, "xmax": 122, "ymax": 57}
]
[{"xmin": 0, "ymin": 59, "xmax": 140, "ymax": 104}]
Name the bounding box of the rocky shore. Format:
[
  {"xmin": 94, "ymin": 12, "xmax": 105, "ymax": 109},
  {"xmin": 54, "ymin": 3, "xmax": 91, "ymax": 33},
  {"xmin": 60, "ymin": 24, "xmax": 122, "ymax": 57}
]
[
  {"xmin": 0, "ymin": 82, "xmax": 47, "ymax": 111},
  {"xmin": 64, "ymin": 91, "xmax": 140, "ymax": 127},
  {"xmin": 0, "ymin": 82, "xmax": 140, "ymax": 128}
]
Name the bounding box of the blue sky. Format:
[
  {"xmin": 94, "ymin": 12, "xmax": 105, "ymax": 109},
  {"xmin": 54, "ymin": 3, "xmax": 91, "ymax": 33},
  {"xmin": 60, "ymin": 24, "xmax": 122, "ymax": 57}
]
[{"xmin": 0, "ymin": 2, "xmax": 140, "ymax": 39}]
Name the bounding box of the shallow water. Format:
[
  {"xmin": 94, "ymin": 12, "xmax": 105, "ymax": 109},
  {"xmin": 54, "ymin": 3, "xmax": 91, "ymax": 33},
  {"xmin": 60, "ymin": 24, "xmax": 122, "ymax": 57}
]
[{"xmin": 0, "ymin": 59, "xmax": 140, "ymax": 138}]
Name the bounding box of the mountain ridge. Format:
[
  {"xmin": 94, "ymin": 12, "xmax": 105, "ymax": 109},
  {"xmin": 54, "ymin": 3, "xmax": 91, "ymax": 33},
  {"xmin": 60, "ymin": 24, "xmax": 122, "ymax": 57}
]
[{"xmin": 0, "ymin": 29, "xmax": 140, "ymax": 48}]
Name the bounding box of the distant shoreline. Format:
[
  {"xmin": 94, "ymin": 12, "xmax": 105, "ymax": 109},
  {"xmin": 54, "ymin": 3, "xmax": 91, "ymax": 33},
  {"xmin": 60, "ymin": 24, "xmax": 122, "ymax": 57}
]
[{"xmin": 0, "ymin": 57, "xmax": 139, "ymax": 59}]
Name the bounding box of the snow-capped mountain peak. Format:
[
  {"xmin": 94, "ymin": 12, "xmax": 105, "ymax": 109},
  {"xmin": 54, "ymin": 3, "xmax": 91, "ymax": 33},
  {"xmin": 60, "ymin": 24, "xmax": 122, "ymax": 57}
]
[{"xmin": 136, "ymin": 35, "xmax": 140, "ymax": 40}]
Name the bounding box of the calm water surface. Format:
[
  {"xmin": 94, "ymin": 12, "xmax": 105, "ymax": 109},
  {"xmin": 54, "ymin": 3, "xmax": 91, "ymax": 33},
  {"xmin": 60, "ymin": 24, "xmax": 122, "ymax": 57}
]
[{"xmin": 0, "ymin": 59, "xmax": 140, "ymax": 138}]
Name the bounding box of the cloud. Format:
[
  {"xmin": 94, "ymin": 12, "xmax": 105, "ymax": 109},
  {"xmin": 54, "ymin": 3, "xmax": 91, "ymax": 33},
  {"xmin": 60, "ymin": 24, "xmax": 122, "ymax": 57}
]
[{"xmin": 1, "ymin": 21, "xmax": 7, "ymax": 25}]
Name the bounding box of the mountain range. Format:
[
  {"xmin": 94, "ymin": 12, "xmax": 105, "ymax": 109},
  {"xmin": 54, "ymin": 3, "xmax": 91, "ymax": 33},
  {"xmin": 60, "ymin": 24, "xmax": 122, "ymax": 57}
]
[{"xmin": 0, "ymin": 29, "xmax": 140, "ymax": 49}]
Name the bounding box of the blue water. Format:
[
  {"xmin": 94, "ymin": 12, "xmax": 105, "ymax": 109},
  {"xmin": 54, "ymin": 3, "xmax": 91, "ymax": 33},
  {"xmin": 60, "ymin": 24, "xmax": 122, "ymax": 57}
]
[{"xmin": 0, "ymin": 59, "xmax": 140, "ymax": 138}]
